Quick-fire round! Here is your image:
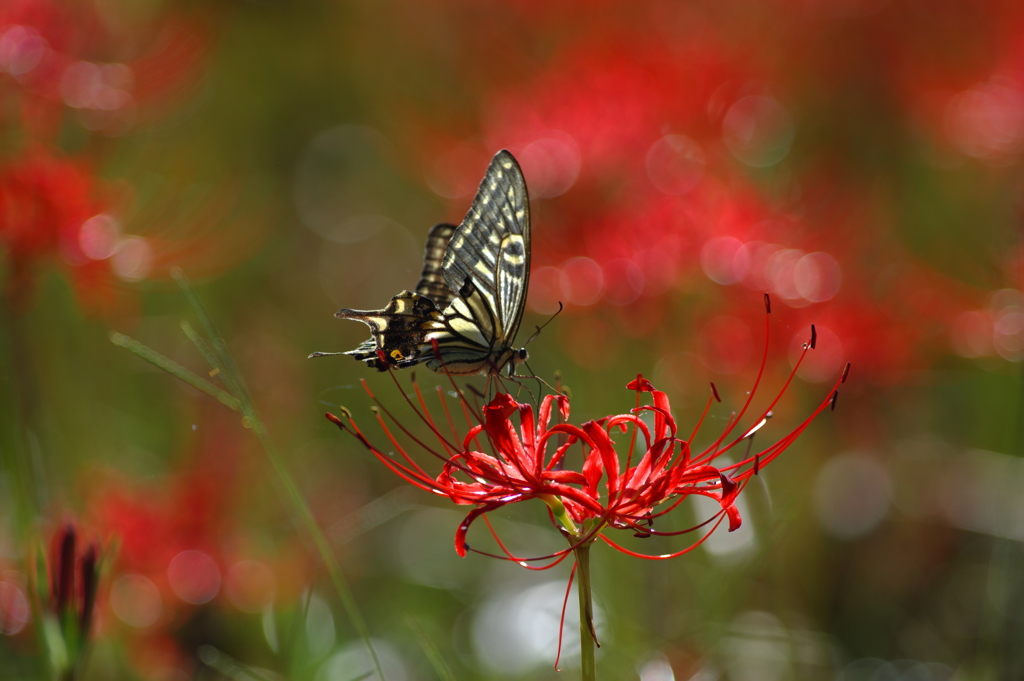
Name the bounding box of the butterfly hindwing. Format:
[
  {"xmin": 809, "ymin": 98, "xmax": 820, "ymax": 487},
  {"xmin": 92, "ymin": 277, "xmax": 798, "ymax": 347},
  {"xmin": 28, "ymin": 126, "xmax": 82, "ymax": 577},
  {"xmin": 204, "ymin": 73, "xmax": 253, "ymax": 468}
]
[
  {"xmin": 415, "ymin": 223, "xmax": 457, "ymax": 308},
  {"xmin": 334, "ymin": 291, "xmax": 442, "ymax": 371}
]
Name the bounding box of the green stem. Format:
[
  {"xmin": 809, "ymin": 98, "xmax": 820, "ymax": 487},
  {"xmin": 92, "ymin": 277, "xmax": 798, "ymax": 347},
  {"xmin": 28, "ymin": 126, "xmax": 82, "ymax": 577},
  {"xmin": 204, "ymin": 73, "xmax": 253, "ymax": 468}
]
[{"xmin": 574, "ymin": 543, "xmax": 597, "ymax": 681}]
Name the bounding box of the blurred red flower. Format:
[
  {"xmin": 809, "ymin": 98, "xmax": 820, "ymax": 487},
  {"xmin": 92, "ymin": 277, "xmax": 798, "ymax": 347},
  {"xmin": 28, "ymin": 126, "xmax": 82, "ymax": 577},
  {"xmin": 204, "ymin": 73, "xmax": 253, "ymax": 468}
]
[
  {"xmin": 0, "ymin": 1, "xmax": 260, "ymax": 317},
  {"xmin": 0, "ymin": 146, "xmax": 117, "ymax": 311},
  {"xmin": 406, "ymin": 1, "xmax": 1024, "ymax": 385},
  {"xmin": 0, "ymin": 0, "xmax": 210, "ymax": 139}
]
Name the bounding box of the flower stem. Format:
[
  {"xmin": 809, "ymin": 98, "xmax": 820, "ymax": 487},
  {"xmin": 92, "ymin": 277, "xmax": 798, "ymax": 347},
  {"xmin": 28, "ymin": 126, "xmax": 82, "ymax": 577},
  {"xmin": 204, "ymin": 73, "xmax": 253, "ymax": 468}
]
[{"xmin": 573, "ymin": 542, "xmax": 597, "ymax": 681}]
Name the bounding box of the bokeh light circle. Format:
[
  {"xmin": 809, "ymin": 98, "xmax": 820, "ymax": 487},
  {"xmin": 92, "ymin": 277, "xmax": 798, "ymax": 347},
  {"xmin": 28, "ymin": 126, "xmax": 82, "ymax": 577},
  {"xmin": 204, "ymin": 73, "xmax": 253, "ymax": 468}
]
[
  {"xmin": 994, "ymin": 310, "xmax": 1024, "ymax": 360},
  {"xmin": 110, "ymin": 574, "xmax": 162, "ymax": 628},
  {"xmin": 111, "ymin": 236, "xmax": 153, "ymax": 281},
  {"xmin": 527, "ymin": 266, "xmax": 563, "ymax": 315},
  {"xmin": 793, "ymin": 252, "xmax": 842, "ymax": 302},
  {"xmin": 723, "ymin": 95, "xmax": 795, "ymax": 168},
  {"xmin": 305, "ymin": 593, "xmax": 335, "ymax": 657},
  {"xmin": 790, "ymin": 325, "xmax": 843, "ymax": 383},
  {"xmin": 646, "ymin": 134, "xmax": 705, "ymax": 195},
  {"xmin": 560, "ymin": 257, "xmax": 604, "ymax": 306},
  {"xmin": 765, "ymin": 248, "xmax": 804, "ymax": 301},
  {"xmin": 0, "ymin": 579, "xmax": 30, "ymax": 635},
  {"xmin": 318, "ymin": 639, "xmax": 408, "ymax": 681},
  {"xmin": 813, "ymin": 451, "xmax": 892, "ymax": 539},
  {"xmin": 0, "ymin": 26, "xmax": 48, "ymax": 77},
  {"xmin": 701, "ymin": 237, "xmax": 750, "ymax": 285},
  {"xmin": 951, "ymin": 310, "xmax": 994, "ymax": 357},
  {"xmin": 472, "ymin": 581, "xmax": 604, "ymax": 674},
  {"xmin": 602, "ymin": 258, "xmax": 644, "ymax": 305},
  {"xmin": 79, "ymin": 214, "xmax": 120, "ymax": 260},
  {"xmin": 518, "ymin": 133, "xmax": 581, "ymax": 198},
  {"xmin": 944, "ymin": 77, "xmax": 1024, "ymax": 160},
  {"xmin": 167, "ymin": 550, "xmax": 221, "ymax": 605},
  {"xmin": 225, "ymin": 560, "xmax": 275, "ymax": 613}
]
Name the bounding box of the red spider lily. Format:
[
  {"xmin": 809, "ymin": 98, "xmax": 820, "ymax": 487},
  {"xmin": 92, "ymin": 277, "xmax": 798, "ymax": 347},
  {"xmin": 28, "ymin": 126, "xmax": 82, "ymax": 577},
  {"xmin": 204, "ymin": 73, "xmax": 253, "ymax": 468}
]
[{"xmin": 326, "ymin": 296, "xmax": 849, "ymax": 564}]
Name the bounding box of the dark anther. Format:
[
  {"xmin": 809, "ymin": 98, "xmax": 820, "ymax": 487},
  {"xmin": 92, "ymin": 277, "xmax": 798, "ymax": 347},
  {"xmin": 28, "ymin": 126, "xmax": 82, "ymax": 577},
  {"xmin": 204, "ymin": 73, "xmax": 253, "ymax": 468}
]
[
  {"xmin": 710, "ymin": 382, "xmax": 721, "ymax": 403},
  {"xmin": 764, "ymin": 293, "xmax": 772, "ymax": 314},
  {"xmin": 753, "ymin": 453, "xmax": 761, "ymax": 475},
  {"xmin": 810, "ymin": 324, "xmax": 817, "ymax": 349},
  {"xmin": 842, "ymin": 362, "xmax": 851, "ymax": 383},
  {"xmin": 830, "ymin": 390, "xmax": 839, "ymax": 411},
  {"xmin": 633, "ymin": 513, "xmax": 654, "ymax": 538}
]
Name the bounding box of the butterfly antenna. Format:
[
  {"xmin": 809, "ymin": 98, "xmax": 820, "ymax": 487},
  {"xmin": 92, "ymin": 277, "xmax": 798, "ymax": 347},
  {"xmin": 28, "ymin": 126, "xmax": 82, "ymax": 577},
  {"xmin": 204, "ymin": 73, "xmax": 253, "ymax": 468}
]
[
  {"xmin": 524, "ymin": 302, "xmax": 563, "ymax": 347},
  {"xmin": 308, "ymin": 351, "xmax": 347, "ymax": 358}
]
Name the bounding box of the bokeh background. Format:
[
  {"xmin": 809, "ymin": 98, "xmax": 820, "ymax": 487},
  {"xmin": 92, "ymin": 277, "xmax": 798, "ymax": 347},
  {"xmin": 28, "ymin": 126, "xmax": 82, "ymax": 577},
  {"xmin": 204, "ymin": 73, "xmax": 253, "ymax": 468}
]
[{"xmin": 2, "ymin": 0, "xmax": 1024, "ymax": 679}]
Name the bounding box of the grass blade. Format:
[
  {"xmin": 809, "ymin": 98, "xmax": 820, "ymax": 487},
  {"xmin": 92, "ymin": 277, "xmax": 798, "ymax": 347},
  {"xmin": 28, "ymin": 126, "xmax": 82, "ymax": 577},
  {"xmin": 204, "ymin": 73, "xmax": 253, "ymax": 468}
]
[
  {"xmin": 109, "ymin": 331, "xmax": 240, "ymax": 411},
  {"xmin": 170, "ymin": 270, "xmax": 385, "ymax": 681}
]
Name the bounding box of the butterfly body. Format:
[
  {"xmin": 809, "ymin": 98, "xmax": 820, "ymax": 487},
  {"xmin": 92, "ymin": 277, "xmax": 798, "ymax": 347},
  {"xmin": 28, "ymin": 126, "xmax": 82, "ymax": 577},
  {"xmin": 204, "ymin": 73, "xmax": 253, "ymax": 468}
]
[{"xmin": 321, "ymin": 150, "xmax": 531, "ymax": 376}]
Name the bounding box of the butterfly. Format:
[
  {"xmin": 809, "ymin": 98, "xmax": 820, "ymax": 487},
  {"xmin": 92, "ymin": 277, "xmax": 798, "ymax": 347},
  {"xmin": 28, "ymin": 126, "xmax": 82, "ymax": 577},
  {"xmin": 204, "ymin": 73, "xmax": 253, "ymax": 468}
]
[{"xmin": 311, "ymin": 149, "xmax": 531, "ymax": 376}]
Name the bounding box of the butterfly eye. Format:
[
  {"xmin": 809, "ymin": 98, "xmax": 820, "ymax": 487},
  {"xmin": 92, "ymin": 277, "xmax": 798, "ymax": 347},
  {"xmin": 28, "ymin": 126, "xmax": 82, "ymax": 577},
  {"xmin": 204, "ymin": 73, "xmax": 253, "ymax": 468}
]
[{"xmin": 517, "ymin": 348, "xmax": 529, "ymax": 363}]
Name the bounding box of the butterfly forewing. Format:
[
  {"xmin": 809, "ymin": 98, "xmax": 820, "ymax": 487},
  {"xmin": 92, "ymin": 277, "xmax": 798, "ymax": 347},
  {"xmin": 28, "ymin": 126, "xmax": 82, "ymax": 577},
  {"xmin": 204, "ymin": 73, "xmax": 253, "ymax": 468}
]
[{"xmin": 441, "ymin": 150, "xmax": 530, "ymax": 345}]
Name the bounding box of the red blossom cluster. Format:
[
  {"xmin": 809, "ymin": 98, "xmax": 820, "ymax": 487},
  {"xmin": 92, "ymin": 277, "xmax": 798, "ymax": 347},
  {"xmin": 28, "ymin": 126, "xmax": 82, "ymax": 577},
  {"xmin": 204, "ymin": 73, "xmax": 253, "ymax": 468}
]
[
  {"xmin": 82, "ymin": 460, "xmax": 309, "ymax": 678},
  {"xmin": 0, "ymin": 0, "xmax": 257, "ymax": 315},
  {"xmin": 0, "ymin": 0, "xmax": 208, "ymax": 139},
  {"xmin": 0, "ymin": 146, "xmax": 119, "ymax": 310},
  {"xmin": 406, "ymin": 2, "xmax": 1024, "ymax": 382},
  {"xmin": 328, "ymin": 299, "xmax": 849, "ymax": 564}
]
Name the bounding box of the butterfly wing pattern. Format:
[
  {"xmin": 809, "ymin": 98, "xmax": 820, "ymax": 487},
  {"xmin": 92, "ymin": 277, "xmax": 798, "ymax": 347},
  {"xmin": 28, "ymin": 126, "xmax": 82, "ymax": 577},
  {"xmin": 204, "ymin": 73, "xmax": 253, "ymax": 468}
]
[{"xmin": 322, "ymin": 150, "xmax": 531, "ymax": 376}]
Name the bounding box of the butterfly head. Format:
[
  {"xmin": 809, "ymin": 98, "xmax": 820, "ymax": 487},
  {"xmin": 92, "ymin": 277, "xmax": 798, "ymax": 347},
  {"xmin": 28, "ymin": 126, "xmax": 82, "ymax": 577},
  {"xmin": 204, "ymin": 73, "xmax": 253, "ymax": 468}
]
[{"xmin": 504, "ymin": 347, "xmax": 529, "ymax": 375}]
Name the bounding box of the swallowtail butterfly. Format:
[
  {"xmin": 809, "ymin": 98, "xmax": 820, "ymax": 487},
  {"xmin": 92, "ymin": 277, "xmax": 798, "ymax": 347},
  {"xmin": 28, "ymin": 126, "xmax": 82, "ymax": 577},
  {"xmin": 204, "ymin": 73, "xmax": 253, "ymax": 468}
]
[{"xmin": 312, "ymin": 150, "xmax": 531, "ymax": 376}]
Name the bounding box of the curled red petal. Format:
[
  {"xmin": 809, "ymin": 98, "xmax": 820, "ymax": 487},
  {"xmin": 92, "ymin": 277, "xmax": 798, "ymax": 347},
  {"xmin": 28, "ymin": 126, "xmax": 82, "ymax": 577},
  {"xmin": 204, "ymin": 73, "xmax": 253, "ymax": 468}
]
[
  {"xmin": 726, "ymin": 503, "xmax": 742, "ymax": 532},
  {"xmin": 455, "ymin": 504, "xmax": 501, "ymax": 557},
  {"xmin": 719, "ymin": 473, "xmax": 739, "ymax": 506},
  {"xmin": 582, "ymin": 420, "xmax": 620, "ymax": 497}
]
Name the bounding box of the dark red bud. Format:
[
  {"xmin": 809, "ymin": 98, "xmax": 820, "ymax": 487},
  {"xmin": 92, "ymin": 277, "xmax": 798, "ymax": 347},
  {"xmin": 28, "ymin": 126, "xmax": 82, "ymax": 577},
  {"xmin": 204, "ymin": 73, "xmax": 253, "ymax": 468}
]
[
  {"xmin": 810, "ymin": 324, "xmax": 817, "ymax": 350},
  {"xmin": 830, "ymin": 390, "xmax": 839, "ymax": 411},
  {"xmin": 842, "ymin": 362, "xmax": 851, "ymax": 383},
  {"xmin": 710, "ymin": 382, "xmax": 721, "ymax": 403},
  {"xmin": 55, "ymin": 524, "xmax": 76, "ymax": 614},
  {"xmin": 764, "ymin": 293, "xmax": 771, "ymax": 314},
  {"xmin": 80, "ymin": 544, "xmax": 99, "ymax": 637}
]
